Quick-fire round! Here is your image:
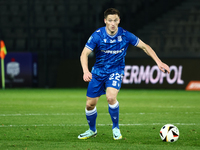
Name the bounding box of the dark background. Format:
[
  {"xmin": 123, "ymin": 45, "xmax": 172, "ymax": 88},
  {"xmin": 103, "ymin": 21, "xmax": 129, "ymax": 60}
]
[{"xmin": 0, "ymin": 0, "xmax": 200, "ymax": 88}]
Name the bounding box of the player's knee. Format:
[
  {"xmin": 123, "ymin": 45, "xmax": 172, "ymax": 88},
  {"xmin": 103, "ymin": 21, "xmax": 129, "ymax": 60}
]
[
  {"xmin": 106, "ymin": 96, "xmax": 116, "ymax": 105},
  {"xmin": 86, "ymin": 103, "xmax": 96, "ymax": 110},
  {"xmin": 86, "ymin": 97, "xmax": 99, "ymax": 110}
]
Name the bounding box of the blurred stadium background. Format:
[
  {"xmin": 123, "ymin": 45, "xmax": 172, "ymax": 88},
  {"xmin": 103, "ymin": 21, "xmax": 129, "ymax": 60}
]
[{"xmin": 0, "ymin": 0, "xmax": 200, "ymax": 88}]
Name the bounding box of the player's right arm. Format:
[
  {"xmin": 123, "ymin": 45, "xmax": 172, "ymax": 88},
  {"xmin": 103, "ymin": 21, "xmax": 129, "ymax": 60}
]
[{"xmin": 80, "ymin": 47, "xmax": 93, "ymax": 82}]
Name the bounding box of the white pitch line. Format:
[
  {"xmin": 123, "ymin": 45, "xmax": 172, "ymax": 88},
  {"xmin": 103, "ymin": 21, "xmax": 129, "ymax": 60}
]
[
  {"xmin": 0, "ymin": 113, "xmax": 85, "ymax": 116},
  {"xmin": 0, "ymin": 112, "xmax": 199, "ymax": 117},
  {"xmin": 0, "ymin": 123, "xmax": 198, "ymax": 128}
]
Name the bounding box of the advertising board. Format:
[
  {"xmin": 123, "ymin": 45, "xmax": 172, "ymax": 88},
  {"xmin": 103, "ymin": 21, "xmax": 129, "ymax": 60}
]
[{"xmin": 0, "ymin": 52, "xmax": 38, "ymax": 87}]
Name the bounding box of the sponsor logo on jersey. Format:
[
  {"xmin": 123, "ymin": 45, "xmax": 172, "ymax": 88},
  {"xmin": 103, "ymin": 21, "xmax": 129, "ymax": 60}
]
[{"xmin": 101, "ymin": 48, "xmax": 125, "ymax": 54}]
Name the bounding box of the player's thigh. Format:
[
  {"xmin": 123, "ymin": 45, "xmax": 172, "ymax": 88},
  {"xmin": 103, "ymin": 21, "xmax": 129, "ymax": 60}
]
[{"xmin": 86, "ymin": 74, "xmax": 106, "ymax": 98}]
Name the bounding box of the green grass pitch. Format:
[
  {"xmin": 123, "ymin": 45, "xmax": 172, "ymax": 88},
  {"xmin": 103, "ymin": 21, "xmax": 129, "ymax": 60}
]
[{"xmin": 0, "ymin": 89, "xmax": 199, "ymax": 150}]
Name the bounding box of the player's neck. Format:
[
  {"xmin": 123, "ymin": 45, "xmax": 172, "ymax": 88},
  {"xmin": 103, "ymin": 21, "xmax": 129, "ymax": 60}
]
[{"xmin": 105, "ymin": 27, "xmax": 118, "ymax": 36}]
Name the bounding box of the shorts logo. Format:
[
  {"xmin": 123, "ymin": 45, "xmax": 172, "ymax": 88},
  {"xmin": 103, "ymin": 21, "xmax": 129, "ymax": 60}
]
[{"xmin": 112, "ymin": 81, "xmax": 117, "ymax": 86}]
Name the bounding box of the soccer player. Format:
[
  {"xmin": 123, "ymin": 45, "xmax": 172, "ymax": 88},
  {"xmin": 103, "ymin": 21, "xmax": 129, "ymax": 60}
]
[{"xmin": 78, "ymin": 8, "xmax": 170, "ymax": 140}]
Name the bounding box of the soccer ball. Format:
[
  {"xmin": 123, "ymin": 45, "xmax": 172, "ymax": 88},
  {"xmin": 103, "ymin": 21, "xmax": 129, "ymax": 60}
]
[{"xmin": 159, "ymin": 124, "xmax": 179, "ymax": 142}]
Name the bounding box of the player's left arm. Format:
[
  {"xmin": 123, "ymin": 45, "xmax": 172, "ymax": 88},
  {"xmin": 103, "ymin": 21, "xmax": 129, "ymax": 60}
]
[{"xmin": 136, "ymin": 39, "xmax": 170, "ymax": 74}]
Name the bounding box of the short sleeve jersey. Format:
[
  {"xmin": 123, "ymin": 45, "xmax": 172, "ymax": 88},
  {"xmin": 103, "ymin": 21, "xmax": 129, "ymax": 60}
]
[{"xmin": 85, "ymin": 27, "xmax": 139, "ymax": 76}]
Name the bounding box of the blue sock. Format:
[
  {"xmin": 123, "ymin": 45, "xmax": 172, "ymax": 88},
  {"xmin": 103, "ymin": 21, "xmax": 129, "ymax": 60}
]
[
  {"xmin": 85, "ymin": 107, "xmax": 97, "ymax": 132},
  {"xmin": 109, "ymin": 101, "xmax": 119, "ymax": 129}
]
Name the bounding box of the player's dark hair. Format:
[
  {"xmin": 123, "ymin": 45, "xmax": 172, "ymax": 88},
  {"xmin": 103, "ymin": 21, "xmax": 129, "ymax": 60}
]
[{"xmin": 104, "ymin": 8, "xmax": 120, "ymax": 19}]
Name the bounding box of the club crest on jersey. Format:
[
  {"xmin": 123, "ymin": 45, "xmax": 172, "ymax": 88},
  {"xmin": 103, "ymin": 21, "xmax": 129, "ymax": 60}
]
[{"xmin": 118, "ymin": 36, "xmax": 122, "ymax": 42}]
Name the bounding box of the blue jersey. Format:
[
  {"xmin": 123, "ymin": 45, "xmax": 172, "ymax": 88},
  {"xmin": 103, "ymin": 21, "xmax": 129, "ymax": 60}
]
[{"xmin": 85, "ymin": 26, "xmax": 139, "ymax": 76}]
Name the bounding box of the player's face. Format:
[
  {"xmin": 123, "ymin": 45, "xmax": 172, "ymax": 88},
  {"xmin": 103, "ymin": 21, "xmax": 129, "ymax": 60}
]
[{"xmin": 104, "ymin": 14, "xmax": 120, "ymax": 35}]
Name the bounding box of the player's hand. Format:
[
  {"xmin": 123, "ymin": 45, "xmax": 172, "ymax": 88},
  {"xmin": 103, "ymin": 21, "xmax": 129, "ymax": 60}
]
[
  {"xmin": 83, "ymin": 72, "xmax": 92, "ymax": 82},
  {"xmin": 158, "ymin": 62, "xmax": 170, "ymax": 74}
]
